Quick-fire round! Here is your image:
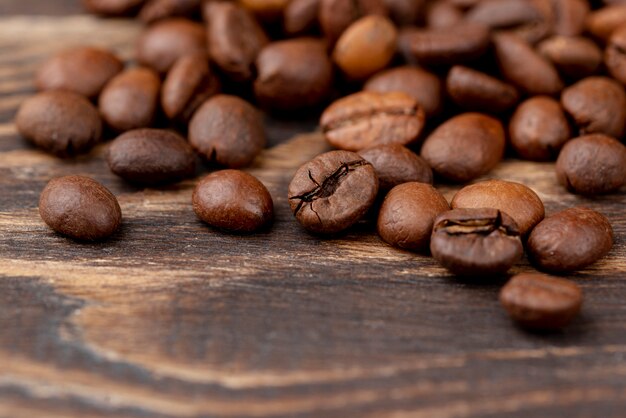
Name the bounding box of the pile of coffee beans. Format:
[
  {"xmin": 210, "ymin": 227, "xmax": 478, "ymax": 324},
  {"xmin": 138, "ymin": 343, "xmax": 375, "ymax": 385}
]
[{"xmin": 16, "ymin": 0, "xmax": 626, "ymax": 331}]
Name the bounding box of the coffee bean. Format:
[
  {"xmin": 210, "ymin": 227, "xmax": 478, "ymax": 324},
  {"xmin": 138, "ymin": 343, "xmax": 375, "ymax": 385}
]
[
  {"xmin": 384, "ymin": 0, "xmax": 422, "ymax": 26},
  {"xmin": 550, "ymin": 0, "xmax": 589, "ymax": 37},
  {"xmin": 537, "ymin": 36, "xmax": 602, "ymax": 80},
  {"xmin": 16, "ymin": 91, "xmax": 102, "ymax": 157},
  {"xmin": 288, "ymin": 150, "xmax": 378, "ymax": 234},
  {"xmin": 139, "ymin": 0, "xmax": 200, "ymax": 23},
  {"xmin": 35, "ymin": 46, "xmax": 123, "ymax": 99},
  {"xmin": 377, "ymin": 182, "xmax": 449, "ymax": 251},
  {"xmin": 561, "ymin": 76, "xmax": 626, "ymax": 139},
  {"xmin": 446, "ymin": 66, "xmax": 519, "ymax": 114},
  {"xmin": 509, "ymin": 96, "xmax": 571, "ymax": 161},
  {"xmin": 188, "ymin": 95, "xmax": 266, "ymax": 168},
  {"xmin": 499, "ymin": 273, "xmax": 582, "ymax": 330},
  {"xmin": 556, "ymin": 134, "xmax": 626, "ymax": 195},
  {"xmin": 82, "ymin": 0, "xmax": 144, "ymax": 15},
  {"xmin": 425, "ymin": 1, "xmax": 463, "ymax": 29},
  {"xmin": 605, "ymin": 24, "xmax": 626, "ymax": 85},
  {"xmin": 240, "ymin": 0, "xmax": 290, "ymax": 21},
  {"xmin": 451, "ymin": 179, "xmax": 545, "ymax": 236},
  {"xmin": 527, "ymin": 207, "xmax": 613, "ymax": 273},
  {"xmin": 193, "ymin": 170, "xmax": 274, "ymax": 233},
  {"xmin": 420, "ymin": 113, "xmax": 504, "ymax": 183},
  {"xmin": 284, "ymin": 0, "xmax": 320, "ymax": 35},
  {"xmin": 99, "ymin": 67, "xmax": 161, "ymax": 132},
  {"xmin": 39, "ymin": 175, "xmax": 122, "ymax": 241},
  {"xmin": 585, "ymin": 4, "xmax": 626, "ymax": 42},
  {"xmin": 358, "ymin": 144, "xmax": 432, "ymax": 192},
  {"xmin": 107, "ymin": 129, "xmax": 195, "ymax": 184},
  {"xmin": 465, "ymin": 0, "xmax": 544, "ymax": 32},
  {"xmin": 321, "ymin": 91, "xmax": 425, "ymax": 151},
  {"xmin": 430, "ymin": 208, "xmax": 523, "ymax": 275},
  {"xmin": 319, "ymin": 0, "xmax": 388, "ymax": 45},
  {"xmin": 136, "ymin": 18, "xmax": 206, "ymax": 74}
]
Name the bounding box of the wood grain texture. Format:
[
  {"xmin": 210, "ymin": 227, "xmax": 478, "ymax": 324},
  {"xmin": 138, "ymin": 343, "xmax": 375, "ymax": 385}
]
[{"xmin": 1, "ymin": 13, "xmax": 626, "ymax": 418}]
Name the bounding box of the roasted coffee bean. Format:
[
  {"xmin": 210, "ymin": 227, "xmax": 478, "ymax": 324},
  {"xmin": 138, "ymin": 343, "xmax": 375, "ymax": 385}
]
[
  {"xmin": 500, "ymin": 273, "xmax": 583, "ymax": 330},
  {"xmin": 430, "ymin": 208, "xmax": 523, "ymax": 276},
  {"xmin": 136, "ymin": 18, "xmax": 206, "ymax": 74},
  {"xmin": 509, "ymin": 96, "xmax": 571, "ymax": 161},
  {"xmin": 139, "ymin": 0, "xmax": 200, "ymax": 23},
  {"xmin": 585, "ymin": 4, "xmax": 626, "ymax": 42},
  {"xmin": 284, "ymin": 0, "xmax": 320, "ymax": 35},
  {"xmin": 99, "ymin": 67, "xmax": 161, "ymax": 132},
  {"xmin": 35, "ymin": 46, "xmax": 123, "ymax": 99},
  {"xmin": 425, "ymin": 1, "xmax": 463, "ymax": 29},
  {"xmin": 451, "ymin": 179, "xmax": 545, "ymax": 236},
  {"xmin": 288, "ymin": 150, "xmax": 378, "ymax": 234},
  {"xmin": 193, "ymin": 170, "xmax": 274, "ymax": 233},
  {"xmin": 39, "ymin": 175, "xmax": 122, "ymax": 241},
  {"xmin": 161, "ymin": 53, "xmax": 220, "ymax": 122},
  {"xmin": 446, "ymin": 66, "xmax": 519, "ymax": 114},
  {"xmin": 358, "ymin": 144, "xmax": 432, "ymax": 192},
  {"xmin": 82, "ymin": 0, "xmax": 144, "ymax": 15},
  {"xmin": 333, "ymin": 15, "xmax": 398, "ymax": 80},
  {"xmin": 255, "ymin": 38, "xmax": 333, "ymax": 110},
  {"xmin": 561, "ymin": 76, "xmax": 626, "ymax": 139},
  {"xmin": 528, "ymin": 207, "xmax": 613, "ymax": 273},
  {"xmin": 16, "ymin": 91, "xmax": 102, "ymax": 157},
  {"xmin": 321, "ymin": 91, "xmax": 425, "ymax": 151},
  {"xmin": 188, "ymin": 95, "xmax": 266, "ymax": 168},
  {"xmin": 384, "ymin": 0, "xmax": 422, "ymax": 26},
  {"xmin": 319, "ymin": 0, "xmax": 388, "ymax": 45},
  {"xmin": 206, "ymin": 1, "xmax": 268, "ymax": 82},
  {"xmin": 465, "ymin": 0, "xmax": 544, "ymax": 31},
  {"xmin": 420, "ymin": 113, "xmax": 504, "ymax": 183},
  {"xmin": 556, "ymin": 134, "xmax": 626, "ymax": 195},
  {"xmin": 107, "ymin": 129, "xmax": 195, "ymax": 184},
  {"xmin": 377, "ymin": 182, "xmax": 449, "ymax": 251},
  {"xmin": 537, "ymin": 36, "xmax": 602, "ymax": 80},
  {"xmin": 550, "ymin": 0, "xmax": 589, "ymax": 37},
  {"xmin": 605, "ymin": 24, "xmax": 626, "ymax": 85},
  {"xmin": 240, "ymin": 0, "xmax": 290, "ymax": 21}
]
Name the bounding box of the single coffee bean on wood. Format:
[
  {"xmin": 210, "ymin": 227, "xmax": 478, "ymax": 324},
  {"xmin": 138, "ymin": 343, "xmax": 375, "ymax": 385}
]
[
  {"xmin": 605, "ymin": 24, "xmax": 626, "ymax": 85},
  {"xmin": 377, "ymin": 182, "xmax": 449, "ymax": 251},
  {"xmin": 358, "ymin": 144, "xmax": 432, "ymax": 192},
  {"xmin": 15, "ymin": 91, "xmax": 102, "ymax": 157},
  {"xmin": 319, "ymin": 0, "xmax": 388, "ymax": 45},
  {"xmin": 39, "ymin": 175, "xmax": 122, "ymax": 241},
  {"xmin": 499, "ymin": 273, "xmax": 583, "ymax": 330},
  {"xmin": 321, "ymin": 91, "xmax": 425, "ymax": 151},
  {"xmin": 446, "ymin": 65, "xmax": 519, "ymax": 114},
  {"xmin": 139, "ymin": 0, "xmax": 200, "ymax": 23},
  {"xmin": 556, "ymin": 134, "xmax": 626, "ymax": 195},
  {"xmin": 585, "ymin": 4, "xmax": 626, "ymax": 42},
  {"xmin": 430, "ymin": 208, "xmax": 523, "ymax": 276},
  {"xmin": 527, "ymin": 207, "xmax": 613, "ymax": 273},
  {"xmin": 193, "ymin": 170, "xmax": 274, "ymax": 233},
  {"xmin": 537, "ymin": 36, "xmax": 601, "ymax": 80},
  {"xmin": 82, "ymin": 0, "xmax": 144, "ymax": 15},
  {"xmin": 284, "ymin": 0, "xmax": 320, "ymax": 36},
  {"xmin": 288, "ymin": 150, "xmax": 378, "ymax": 234}
]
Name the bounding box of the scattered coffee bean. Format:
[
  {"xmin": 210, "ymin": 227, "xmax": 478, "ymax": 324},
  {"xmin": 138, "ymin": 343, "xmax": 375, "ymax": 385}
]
[
  {"xmin": 465, "ymin": 0, "xmax": 543, "ymax": 31},
  {"xmin": 358, "ymin": 144, "xmax": 432, "ymax": 192},
  {"xmin": 585, "ymin": 4, "xmax": 626, "ymax": 42},
  {"xmin": 537, "ymin": 36, "xmax": 602, "ymax": 80},
  {"xmin": 139, "ymin": 0, "xmax": 200, "ymax": 23},
  {"xmin": 605, "ymin": 24, "xmax": 626, "ymax": 85},
  {"xmin": 446, "ymin": 66, "xmax": 519, "ymax": 114},
  {"xmin": 82, "ymin": 0, "xmax": 144, "ymax": 15},
  {"xmin": 550, "ymin": 0, "xmax": 589, "ymax": 37},
  {"xmin": 319, "ymin": 0, "xmax": 388, "ymax": 45},
  {"xmin": 284, "ymin": 0, "xmax": 320, "ymax": 35}
]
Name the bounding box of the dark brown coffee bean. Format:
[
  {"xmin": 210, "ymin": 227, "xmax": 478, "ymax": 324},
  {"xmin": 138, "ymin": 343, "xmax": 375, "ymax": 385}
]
[
  {"xmin": 451, "ymin": 179, "xmax": 545, "ymax": 236},
  {"xmin": 139, "ymin": 0, "xmax": 200, "ymax": 23},
  {"xmin": 82, "ymin": 0, "xmax": 144, "ymax": 15},
  {"xmin": 585, "ymin": 4, "xmax": 626, "ymax": 42},
  {"xmin": 420, "ymin": 113, "xmax": 504, "ymax": 183},
  {"xmin": 528, "ymin": 207, "xmax": 613, "ymax": 273},
  {"xmin": 358, "ymin": 144, "xmax": 432, "ymax": 192},
  {"xmin": 605, "ymin": 24, "xmax": 626, "ymax": 85},
  {"xmin": 550, "ymin": 0, "xmax": 589, "ymax": 37},
  {"xmin": 15, "ymin": 91, "xmax": 102, "ymax": 157},
  {"xmin": 321, "ymin": 91, "xmax": 425, "ymax": 151},
  {"xmin": 430, "ymin": 208, "xmax": 523, "ymax": 275},
  {"xmin": 384, "ymin": 0, "xmax": 423, "ymax": 26},
  {"xmin": 35, "ymin": 46, "xmax": 123, "ymax": 99},
  {"xmin": 188, "ymin": 95, "xmax": 266, "ymax": 168},
  {"xmin": 537, "ymin": 36, "xmax": 602, "ymax": 80},
  {"xmin": 500, "ymin": 273, "xmax": 582, "ymax": 330},
  {"xmin": 364, "ymin": 66, "xmax": 442, "ymax": 117},
  {"xmin": 446, "ymin": 66, "xmax": 519, "ymax": 114},
  {"xmin": 288, "ymin": 150, "xmax": 378, "ymax": 234},
  {"xmin": 561, "ymin": 76, "xmax": 626, "ymax": 139},
  {"xmin": 240, "ymin": 0, "xmax": 290, "ymax": 21},
  {"xmin": 206, "ymin": 1, "xmax": 268, "ymax": 82},
  {"xmin": 377, "ymin": 182, "xmax": 449, "ymax": 251},
  {"xmin": 556, "ymin": 134, "xmax": 626, "ymax": 195},
  {"xmin": 136, "ymin": 18, "xmax": 206, "ymax": 74},
  {"xmin": 284, "ymin": 0, "xmax": 320, "ymax": 35},
  {"xmin": 425, "ymin": 1, "xmax": 463, "ymax": 29},
  {"xmin": 319, "ymin": 0, "xmax": 388, "ymax": 45},
  {"xmin": 99, "ymin": 67, "xmax": 161, "ymax": 132},
  {"xmin": 107, "ymin": 129, "xmax": 195, "ymax": 184},
  {"xmin": 39, "ymin": 175, "xmax": 122, "ymax": 241},
  {"xmin": 161, "ymin": 53, "xmax": 220, "ymax": 122},
  {"xmin": 509, "ymin": 96, "xmax": 571, "ymax": 161}
]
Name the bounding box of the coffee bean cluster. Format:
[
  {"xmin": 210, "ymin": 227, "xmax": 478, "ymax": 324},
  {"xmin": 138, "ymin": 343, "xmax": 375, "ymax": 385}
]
[{"xmin": 15, "ymin": 0, "xmax": 626, "ymax": 331}]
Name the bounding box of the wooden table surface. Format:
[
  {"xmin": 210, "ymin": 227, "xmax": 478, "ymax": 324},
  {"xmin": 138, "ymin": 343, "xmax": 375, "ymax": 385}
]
[{"xmin": 1, "ymin": 2, "xmax": 626, "ymax": 417}]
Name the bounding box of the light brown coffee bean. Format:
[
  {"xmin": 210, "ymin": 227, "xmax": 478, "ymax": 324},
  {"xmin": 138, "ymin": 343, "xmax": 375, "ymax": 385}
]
[
  {"xmin": 585, "ymin": 4, "xmax": 626, "ymax": 42},
  {"xmin": 537, "ymin": 36, "xmax": 602, "ymax": 80},
  {"xmin": 358, "ymin": 144, "xmax": 432, "ymax": 192},
  {"xmin": 446, "ymin": 65, "xmax": 519, "ymax": 114}
]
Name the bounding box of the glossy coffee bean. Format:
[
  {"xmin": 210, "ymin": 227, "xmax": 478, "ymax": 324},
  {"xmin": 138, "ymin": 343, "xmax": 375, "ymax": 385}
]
[
  {"xmin": 446, "ymin": 66, "xmax": 519, "ymax": 114},
  {"xmin": 188, "ymin": 95, "xmax": 266, "ymax": 168},
  {"xmin": 16, "ymin": 91, "xmax": 102, "ymax": 157},
  {"xmin": 527, "ymin": 207, "xmax": 613, "ymax": 273},
  {"xmin": 82, "ymin": 0, "xmax": 144, "ymax": 15},
  {"xmin": 107, "ymin": 129, "xmax": 195, "ymax": 185},
  {"xmin": 358, "ymin": 144, "xmax": 432, "ymax": 192},
  {"xmin": 420, "ymin": 113, "xmax": 504, "ymax": 183},
  {"xmin": 377, "ymin": 182, "xmax": 449, "ymax": 251},
  {"xmin": 39, "ymin": 175, "xmax": 122, "ymax": 241},
  {"xmin": 451, "ymin": 179, "xmax": 545, "ymax": 236},
  {"xmin": 321, "ymin": 91, "xmax": 425, "ymax": 151},
  {"xmin": 288, "ymin": 150, "xmax": 378, "ymax": 234},
  {"xmin": 35, "ymin": 46, "xmax": 123, "ymax": 99},
  {"xmin": 556, "ymin": 134, "xmax": 626, "ymax": 195},
  {"xmin": 319, "ymin": 0, "xmax": 388, "ymax": 45},
  {"xmin": 430, "ymin": 208, "xmax": 523, "ymax": 276},
  {"xmin": 605, "ymin": 24, "xmax": 626, "ymax": 85},
  {"xmin": 139, "ymin": 0, "xmax": 200, "ymax": 23},
  {"xmin": 99, "ymin": 67, "xmax": 161, "ymax": 132},
  {"xmin": 509, "ymin": 96, "xmax": 571, "ymax": 161},
  {"xmin": 585, "ymin": 4, "xmax": 626, "ymax": 42},
  {"xmin": 284, "ymin": 0, "xmax": 320, "ymax": 35},
  {"xmin": 537, "ymin": 36, "xmax": 601, "ymax": 80},
  {"xmin": 500, "ymin": 273, "xmax": 583, "ymax": 330}
]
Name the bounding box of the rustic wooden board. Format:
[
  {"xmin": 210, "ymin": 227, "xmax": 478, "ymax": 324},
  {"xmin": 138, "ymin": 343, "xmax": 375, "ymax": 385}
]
[{"xmin": 1, "ymin": 10, "xmax": 626, "ymax": 418}]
